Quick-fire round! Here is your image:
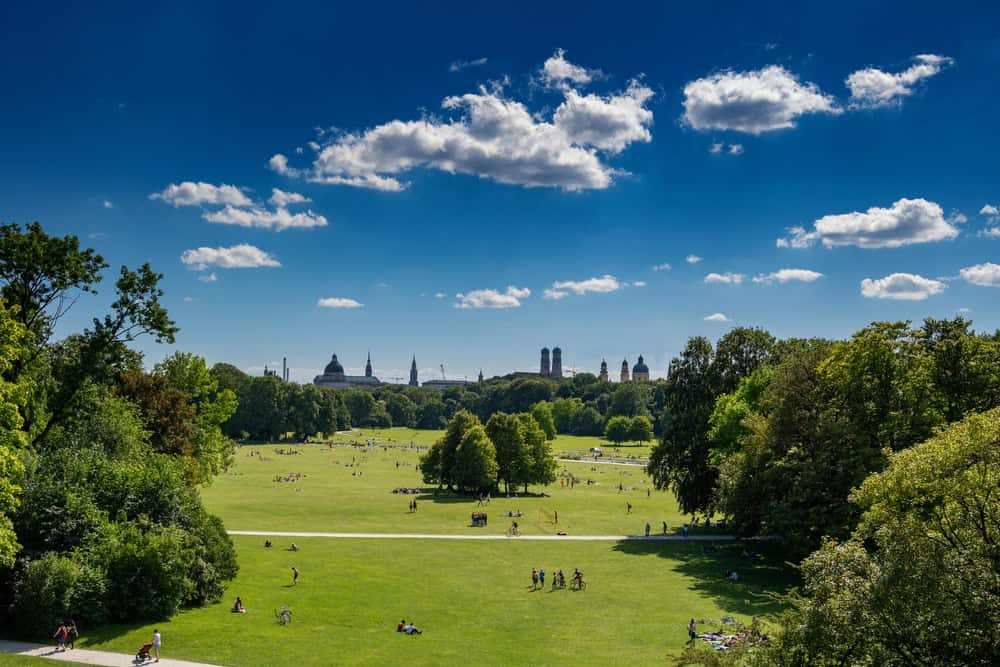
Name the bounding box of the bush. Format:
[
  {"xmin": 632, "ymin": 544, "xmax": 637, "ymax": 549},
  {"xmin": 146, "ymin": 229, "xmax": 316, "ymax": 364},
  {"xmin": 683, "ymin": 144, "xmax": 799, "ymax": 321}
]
[{"xmin": 13, "ymin": 552, "xmax": 107, "ymax": 637}]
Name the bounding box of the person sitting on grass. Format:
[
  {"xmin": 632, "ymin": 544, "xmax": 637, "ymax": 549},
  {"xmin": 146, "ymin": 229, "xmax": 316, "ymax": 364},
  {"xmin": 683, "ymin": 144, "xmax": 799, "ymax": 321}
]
[
  {"xmin": 232, "ymin": 597, "xmax": 246, "ymax": 613},
  {"xmin": 403, "ymin": 622, "xmax": 422, "ymax": 635},
  {"xmin": 397, "ymin": 619, "xmax": 406, "ymax": 632},
  {"xmin": 264, "ymin": 540, "xmax": 272, "ymax": 548}
]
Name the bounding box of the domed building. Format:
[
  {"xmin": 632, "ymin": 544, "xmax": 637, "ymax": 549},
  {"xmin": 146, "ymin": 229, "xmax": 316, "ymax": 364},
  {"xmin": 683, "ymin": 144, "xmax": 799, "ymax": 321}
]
[
  {"xmin": 632, "ymin": 355, "xmax": 650, "ymax": 381},
  {"xmin": 313, "ymin": 353, "xmax": 383, "ymax": 389},
  {"xmin": 599, "ymin": 358, "xmax": 609, "ymax": 382},
  {"xmin": 620, "ymin": 358, "xmax": 630, "ymax": 383}
]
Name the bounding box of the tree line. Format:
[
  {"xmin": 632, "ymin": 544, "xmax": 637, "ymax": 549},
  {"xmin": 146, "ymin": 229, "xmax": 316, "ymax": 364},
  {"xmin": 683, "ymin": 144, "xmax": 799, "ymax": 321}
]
[{"xmin": 0, "ymin": 222, "xmax": 237, "ymax": 637}]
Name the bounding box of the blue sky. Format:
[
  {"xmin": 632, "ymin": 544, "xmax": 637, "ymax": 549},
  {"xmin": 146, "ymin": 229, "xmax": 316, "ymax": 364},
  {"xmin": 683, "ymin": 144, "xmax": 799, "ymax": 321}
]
[{"xmin": 2, "ymin": 1, "xmax": 999, "ymax": 382}]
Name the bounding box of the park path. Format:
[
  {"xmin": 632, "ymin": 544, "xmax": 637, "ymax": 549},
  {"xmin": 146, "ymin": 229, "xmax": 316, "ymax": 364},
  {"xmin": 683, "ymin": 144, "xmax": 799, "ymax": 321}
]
[
  {"xmin": 228, "ymin": 530, "xmax": 735, "ymax": 541},
  {"xmin": 555, "ymin": 457, "xmax": 646, "ymax": 466},
  {"xmin": 0, "ymin": 640, "xmax": 221, "ymax": 667}
]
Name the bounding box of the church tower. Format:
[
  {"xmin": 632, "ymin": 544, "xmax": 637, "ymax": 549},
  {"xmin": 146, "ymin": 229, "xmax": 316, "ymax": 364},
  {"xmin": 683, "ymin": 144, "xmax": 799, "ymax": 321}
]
[
  {"xmin": 365, "ymin": 352, "xmax": 373, "ymax": 378},
  {"xmin": 551, "ymin": 347, "xmax": 563, "ymax": 378},
  {"xmin": 632, "ymin": 355, "xmax": 650, "ymax": 381},
  {"xmin": 409, "ymin": 356, "xmax": 418, "ymax": 386},
  {"xmin": 599, "ymin": 358, "xmax": 608, "ymax": 382},
  {"xmin": 540, "ymin": 347, "xmax": 551, "ymax": 377},
  {"xmin": 478, "ymin": 368, "xmax": 484, "ymax": 383},
  {"xmin": 620, "ymin": 358, "xmax": 630, "ymax": 382}
]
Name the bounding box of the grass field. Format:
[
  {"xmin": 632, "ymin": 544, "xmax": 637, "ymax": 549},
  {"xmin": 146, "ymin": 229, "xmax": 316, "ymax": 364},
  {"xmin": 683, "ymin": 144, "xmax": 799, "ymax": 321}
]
[
  {"xmin": 71, "ymin": 430, "xmax": 795, "ymax": 666},
  {"xmin": 0, "ymin": 656, "xmax": 91, "ymax": 666}
]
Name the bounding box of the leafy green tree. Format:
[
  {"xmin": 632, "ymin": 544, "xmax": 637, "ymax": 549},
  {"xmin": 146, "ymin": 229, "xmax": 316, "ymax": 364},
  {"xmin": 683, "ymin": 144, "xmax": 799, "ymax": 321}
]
[
  {"xmin": 427, "ymin": 410, "xmax": 480, "ymax": 490},
  {"xmin": 750, "ymin": 408, "xmax": 1000, "ymax": 667},
  {"xmin": 231, "ymin": 376, "xmax": 288, "ymax": 440},
  {"xmin": 209, "ymin": 362, "xmax": 248, "ymax": 394},
  {"xmin": 608, "ymin": 382, "xmax": 650, "ymax": 417},
  {"xmin": 451, "ymin": 424, "xmax": 498, "ymax": 493},
  {"xmin": 0, "ymin": 304, "xmax": 29, "ymax": 567},
  {"xmin": 486, "ymin": 412, "xmax": 530, "ymax": 493},
  {"xmin": 627, "ymin": 415, "xmax": 653, "ymax": 444},
  {"xmin": 503, "ymin": 378, "xmax": 554, "ymax": 413},
  {"xmin": 551, "ymin": 397, "xmax": 582, "ymax": 434},
  {"xmin": 569, "ymin": 405, "xmax": 604, "ymax": 436},
  {"xmin": 116, "ymin": 371, "xmax": 196, "ymax": 458},
  {"xmin": 530, "ymin": 401, "xmax": 557, "ymax": 440},
  {"xmin": 341, "ymin": 389, "xmax": 376, "ymax": 427},
  {"xmin": 604, "ymin": 415, "xmax": 632, "ymax": 444},
  {"xmin": 517, "ymin": 413, "xmax": 556, "ymax": 491},
  {"xmin": 416, "ymin": 398, "xmax": 446, "ymax": 429},
  {"xmin": 385, "ymin": 392, "xmax": 417, "ymax": 428}
]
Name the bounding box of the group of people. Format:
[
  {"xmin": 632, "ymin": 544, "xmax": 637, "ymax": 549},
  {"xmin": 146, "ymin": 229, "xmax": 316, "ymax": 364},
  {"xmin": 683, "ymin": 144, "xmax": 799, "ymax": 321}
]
[
  {"xmin": 51, "ymin": 620, "xmax": 78, "ymax": 652},
  {"xmin": 396, "ymin": 619, "xmax": 422, "ymax": 635},
  {"xmin": 531, "ymin": 567, "xmax": 584, "ymax": 590}
]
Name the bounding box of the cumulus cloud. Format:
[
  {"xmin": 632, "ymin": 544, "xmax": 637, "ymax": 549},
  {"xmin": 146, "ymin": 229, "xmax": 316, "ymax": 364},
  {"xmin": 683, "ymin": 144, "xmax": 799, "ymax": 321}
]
[
  {"xmin": 728, "ymin": 143, "xmax": 744, "ymax": 156},
  {"xmin": 686, "ymin": 254, "xmax": 702, "ymax": 264},
  {"xmin": 778, "ymin": 198, "xmax": 958, "ymax": 249},
  {"xmin": 317, "ymin": 297, "xmax": 364, "ymax": 309},
  {"xmin": 705, "ymin": 272, "xmax": 745, "ymax": 284},
  {"xmin": 434, "ymin": 292, "xmax": 446, "ymax": 299},
  {"xmin": 449, "ymin": 57, "xmax": 488, "ymax": 72},
  {"xmin": 150, "ymin": 182, "xmax": 252, "ymax": 207},
  {"xmin": 543, "ymin": 274, "xmax": 624, "ymax": 299},
  {"xmin": 539, "ymin": 48, "xmax": 602, "ymax": 89},
  {"xmin": 203, "ymin": 205, "xmax": 327, "ymax": 231},
  {"xmin": 197, "ymin": 272, "xmax": 218, "ymax": 283},
  {"xmin": 268, "ymin": 188, "xmax": 311, "ymax": 207},
  {"xmin": 704, "ymin": 313, "xmax": 730, "ymax": 322},
  {"xmin": 709, "ymin": 142, "xmax": 724, "ymax": 154},
  {"xmin": 272, "ymin": 54, "xmax": 652, "ymax": 192},
  {"xmin": 980, "ymin": 228, "xmax": 1000, "ymax": 239},
  {"xmin": 682, "ymin": 65, "xmax": 840, "ymax": 135},
  {"xmin": 102, "ymin": 200, "xmax": 114, "ymax": 209},
  {"xmin": 753, "ymin": 268, "xmax": 824, "ymax": 284},
  {"xmin": 846, "ymin": 54, "xmax": 954, "ymax": 109},
  {"xmin": 981, "ymin": 204, "xmax": 999, "ymax": 225},
  {"xmin": 959, "ymin": 262, "xmax": 1000, "ymax": 287},
  {"xmin": 180, "ymin": 244, "xmax": 281, "ymax": 271},
  {"xmin": 455, "ymin": 285, "xmax": 531, "ymax": 309},
  {"xmin": 860, "ymin": 273, "xmax": 946, "ymax": 300},
  {"xmin": 652, "ymin": 262, "xmax": 672, "ymax": 271},
  {"xmin": 633, "ymin": 280, "xmax": 647, "ymax": 287}
]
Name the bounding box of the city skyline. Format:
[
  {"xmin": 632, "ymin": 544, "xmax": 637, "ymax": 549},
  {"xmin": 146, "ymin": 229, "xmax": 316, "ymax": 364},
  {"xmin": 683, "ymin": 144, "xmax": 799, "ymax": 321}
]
[{"xmin": 2, "ymin": 2, "xmax": 999, "ymax": 382}]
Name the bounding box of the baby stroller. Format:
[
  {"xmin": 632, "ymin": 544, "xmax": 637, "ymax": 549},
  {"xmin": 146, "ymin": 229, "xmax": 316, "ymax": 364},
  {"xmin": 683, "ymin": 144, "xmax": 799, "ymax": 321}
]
[{"xmin": 136, "ymin": 641, "xmax": 153, "ymax": 662}]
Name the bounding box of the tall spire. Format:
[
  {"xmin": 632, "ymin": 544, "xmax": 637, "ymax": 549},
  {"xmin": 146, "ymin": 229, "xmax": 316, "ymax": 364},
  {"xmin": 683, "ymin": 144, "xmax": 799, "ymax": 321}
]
[
  {"xmin": 365, "ymin": 351, "xmax": 373, "ymax": 377},
  {"xmin": 409, "ymin": 356, "xmax": 419, "ymax": 386}
]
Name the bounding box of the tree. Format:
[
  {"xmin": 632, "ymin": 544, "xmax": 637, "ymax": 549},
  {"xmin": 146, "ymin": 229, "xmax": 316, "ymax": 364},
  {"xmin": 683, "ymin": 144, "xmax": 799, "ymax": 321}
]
[
  {"xmin": 750, "ymin": 408, "xmax": 1000, "ymax": 667},
  {"xmin": 551, "ymin": 397, "xmax": 582, "ymax": 434},
  {"xmin": 569, "ymin": 405, "xmax": 604, "ymax": 436},
  {"xmin": 530, "ymin": 401, "xmax": 556, "ymax": 440},
  {"xmin": 425, "ymin": 410, "xmax": 480, "ymax": 490},
  {"xmin": 451, "ymin": 424, "xmax": 497, "ymax": 493},
  {"xmin": 116, "ymin": 371, "xmax": 196, "ymax": 459},
  {"xmin": 518, "ymin": 413, "xmax": 557, "ymax": 491},
  {"xmin": 416, "ymin": 398, "xmax": 446, "ymax": 429},
  {"xmin": 604, "ymin": 415, "xmax": 631, "ymax": 445},
  {"xmin": 608, "ymin": 382, "xmax": 650, "ymax": 418},
  {"xmin": 627, "ymin": 415, "xmax": 653, "ymax": 444},
  {"xmin": 486, "ymin": 412, "xmax": 530, "ymax": 494},
  {"xmin": 385, "ymin": 393, "xmax": 417, "ymax": 428},
  {"xmin": 0, "ymin": 304, "xmax": 29, "ymax": 567},
  {"xmin": 209, "ymin": 362, "xmax": 248, "ymax": 394}
]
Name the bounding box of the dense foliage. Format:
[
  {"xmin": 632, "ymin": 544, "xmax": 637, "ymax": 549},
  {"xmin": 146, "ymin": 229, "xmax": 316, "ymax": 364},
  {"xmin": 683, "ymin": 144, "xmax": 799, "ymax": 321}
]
[{"xmin": 0, "ymin": 222, "xmax": 237, "ymax": 637}]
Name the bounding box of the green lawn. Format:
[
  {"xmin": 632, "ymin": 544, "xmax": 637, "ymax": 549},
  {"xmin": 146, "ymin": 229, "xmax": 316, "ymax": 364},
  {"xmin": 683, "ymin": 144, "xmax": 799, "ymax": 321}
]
[
  {"xmin": 202, "ymin": 441, "xmax": 705, "ymax": 536},
  {"xmin": 0, "ymin": 656, "xmax": 92, "ymax": 666},
  {"xmin": 80, "ymin": 536, "xmax": 793, "ymax": 667}
]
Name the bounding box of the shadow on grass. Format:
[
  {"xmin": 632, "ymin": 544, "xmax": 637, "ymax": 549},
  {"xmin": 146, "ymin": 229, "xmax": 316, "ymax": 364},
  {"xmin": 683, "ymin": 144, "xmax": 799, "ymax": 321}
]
[{"xmin": 611, "ymin": 540, "xmax": 798, "ymax": 619}]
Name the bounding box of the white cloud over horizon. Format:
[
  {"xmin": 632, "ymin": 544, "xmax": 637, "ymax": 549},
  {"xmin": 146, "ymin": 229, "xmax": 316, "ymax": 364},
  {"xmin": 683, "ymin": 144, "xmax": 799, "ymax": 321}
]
[
  {"xmin": 846, "ymin": 54, "xmax": 954, "ymax": 109},
  {"xmin": 778, "ymin": 198, "xmax": 958, "ymax": 249},
  {"xmin": 539, "ymin": 48, "xmax": 602, "ymax": 89},
  {"xmin": 686, "ymin": 255, "xmax": 702, "ymax": 264},
  {"xmin": 180, "ymin": 244, "xmax": 281, "ymax": 270},
  {"xmin": 652, "ymin": 262, "xmax": 672, "ymax": 271},
  {"xmin": 543, "ymin": 274, "xmax": 625, "ymax": 299},
  {"xmin": 860, "ymin": 272, "xmax": 946, "ymax": 300},
  {"xmin": 268, "ymin": 188, "xmax": 311, "ymax": 207},
  {"xmin": 317, "ymin": 297, "xmax": 365, "ymax": 309},
  {"xmin": 449, "ymin": 57, "xmax": 488, "ymax": 72},
  {"xmin": 682, "ymin": 65, "xmax": 841, "ymax": 134},
  {"xmin": 269, "ymin": 51, "xmax": 652, "ymax": 192},
  {"xmin": 753, "ymin": 268, "xmax": 824, "ymax": 284},
  {"xmin": 959, "ymin": 263, "xmax": 1000, "ymax": 287},
  {"xmin": 704, "ymin": 313, "xmax": 730, "ymax": 322},
  {"xmin": 203, "ymin": 205, "xmax": 328, "ymax": 231},
  {"xmin": 151, "ymin": 182, "xmax": 252, "ymax": 207},
  {"xmin": 455, "ymin": 285, "xmax": 531, "ymax": 309},
  {"xmin": 704, "ymin": 272, "xmax": 745, "ymax": 284}
]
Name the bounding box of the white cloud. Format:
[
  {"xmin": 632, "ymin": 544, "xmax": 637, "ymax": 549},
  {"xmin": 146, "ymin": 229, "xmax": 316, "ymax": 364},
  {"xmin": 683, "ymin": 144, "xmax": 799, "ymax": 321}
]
[
  {"xmin": 150, "ymin": 182, "xmax": 252, "ymax": 207},
  {"xmin": 860, "ymin": 273, "xmax": 946, "ymax": 300},
  {"xmin": 274, "ymin": 55, "xmax": 652, "ymax": 192},
  {"xmin": 980, "ymin": 204, "xmax": 999, "ymax": 225},
  {"xmin": 704, "ymin": 313, "xmax": 730, "ymax": 322},
  {"xmin": 846, "ymin": 54, "xmax": 954, "ymax": 109},
  {"xmin": 203, "ymin": 205, "xmax": 327, "ymax": 231},
  {"xmin": 709, "ymin": 142, "xmax": 724, "ymax": 154},
  {"xmin": 652, "ymin": 262, "xmax": 672, "ymax": 271},
  {"xmin": 197, "ymin": 272, "xmax": 218, "ymax": 283},
  {"xmin": 268, "ymin": 188, "xmax": 311, "ymax": 207},
  {"xmin": 753, "ymin": 268, "xmax": 825, "ymax": 284},
  {"xmin": 633, "ymin": 280, "xmax": 647, "ymax": 287},
  {"xmin": 705, "ymin": 272, "xmax": 745, "ymax": 284},
  {"xmin": 434, "ymin": 292, "xmax": 446, "ymax": 299},
  {"xmin": 449, "ymin": 57, "xmax": 488, "ymax": 72},
  {"xmin": 183, "ymin": 296, "xmax": 194, "ymax": 302},
  {"xmin": 317, "ymin": 297, "xmax": 365, "ymax": 309},
  {"xmin": 455, "ymin": 285, "xmax": 531, "ymax": 309},
  {"xmin": 686, "ymin": 254, "xmax": 702, "ymax": 264},
  {"xmin": 682, "ymin": 65, "xmax": 841, "ymax": 135},
  {"xmin": 543, "ymin": 274, "xmax": 624, "ymax": 300},
  {"xmin": 728, "ymin": 143, "xmax": 744, "ymax": 156},
  {"xmin": 180, "ymin": 244, "xmax": 281, "ymax": 270},
  {"xmin": 778, "ymin": 198, "xmax": 958, "ymax": 249},
  {"xmin": 102, "ymin": 199, "xmax": 114, "ymax": 209},
  {"xmin": 980, "ymin": 228, "xmax": 1000, "ymax": 239},
  {"xmin": 959, "ymin": 263, "xmax": 1000, "ymax": 287},
  {"xmin": 948, "ymin": 211, "xmax": 967, "ymax": 225},
  {"xmin": 539, "ymin": 48, "xmax": 601, "ymax": 89}
]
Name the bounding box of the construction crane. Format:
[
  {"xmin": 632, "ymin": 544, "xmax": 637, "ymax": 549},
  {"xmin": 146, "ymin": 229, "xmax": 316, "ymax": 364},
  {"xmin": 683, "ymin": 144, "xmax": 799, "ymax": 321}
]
[
  {"xmin": 439, "ymin": 364, "xmax": 446, "ymax": 380},
  {"xmin": 388, "ymin": 376, "xmax": 404, "ymax": 383}
]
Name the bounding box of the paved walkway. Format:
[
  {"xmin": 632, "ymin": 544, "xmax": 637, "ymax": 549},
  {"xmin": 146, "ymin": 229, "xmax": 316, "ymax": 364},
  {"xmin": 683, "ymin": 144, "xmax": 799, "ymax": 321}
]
[
  {"xmin": 0, "ymin": 640, "xmax": 220, "ymax": 667},
  {"xmin": 555, "ymin": 457, "xmax": 647, "ymax": 466},
  {"xmin": 228, "ymin": 530, "xmax": 735, "ymax": 541}
]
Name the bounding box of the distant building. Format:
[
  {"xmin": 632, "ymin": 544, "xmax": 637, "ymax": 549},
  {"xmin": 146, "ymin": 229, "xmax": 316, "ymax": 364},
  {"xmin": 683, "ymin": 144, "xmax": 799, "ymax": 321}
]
[
  {"xmin": 540, "ymin": 347, "xmax": 551, "ymax": 376},
  {"xmin": 632, "ymin": 355, "xmax": 650, "ymax": 381},
  {"xmin": 409, "ymin": 356, "xmax": 419, "ymax": 387},
  {"xmin": 620, "ymin": 358, "xmax": 630, "ymax": 383},
  {"xmin": 313, "ymin": 353, "xmax": 382, "ymax": 389},
  {"xmin": 422, "ymin": 379, "xmax": 473, "ymax": 389},
  {"xmin": 551, "ymin": 347, "xmax": 563, "ymax": 378},
  {"xmin": 599, "ymin": 358, "xmax": 609, "ymax": 382}
]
